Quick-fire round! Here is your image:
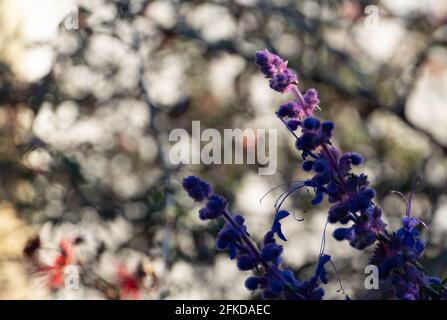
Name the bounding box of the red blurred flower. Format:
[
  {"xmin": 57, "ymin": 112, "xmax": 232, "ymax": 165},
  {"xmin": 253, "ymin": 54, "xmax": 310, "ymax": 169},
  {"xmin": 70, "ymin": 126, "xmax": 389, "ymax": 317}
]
[
  {"xmin": 115, "ymin": 263, "xmax": 145, "ymax": 300},
  {"xmin": 37, "ymin": 239, "xmax": 75, "ymax": 289}
]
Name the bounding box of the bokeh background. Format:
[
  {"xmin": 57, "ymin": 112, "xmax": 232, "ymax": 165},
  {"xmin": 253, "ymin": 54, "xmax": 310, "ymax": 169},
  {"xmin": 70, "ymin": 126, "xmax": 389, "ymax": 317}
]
[{"xmin": 0, "ymin": 0, "xmax": 447, "ymax": 299}]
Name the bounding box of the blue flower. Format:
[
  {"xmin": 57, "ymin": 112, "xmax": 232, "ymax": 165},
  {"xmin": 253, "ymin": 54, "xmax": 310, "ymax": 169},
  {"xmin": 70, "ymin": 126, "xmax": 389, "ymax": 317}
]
[
  {"xmin": 216, "ymin": 222, "xmax": 242, "ymax": 259},
  {"xmin": 261, "ymin": 243, "xmax": 283, "ymax": 262},
  {"xmin": 287, "ymin": 119, "xmax": 300, "ymax": 131},
  {"xmin": 350, "ymin": 153, "xmax": 363, "ymax": 165},
  {"xmin": 311, "ymin": 187, "xmax": 325, "ymax": 205},
  {"xmin": 270, "ymin": 279, "xmax": 285, "ymax": 295},
  {"xmin": 328, "ymin": 204, "xmax": 350, "ymax": 224},
  {"xmin": 346, "ymin": 188, "xmax": 375, "ymax": 213},
  {"xmin": 296, "ymin": 276, "xmax": 325, "ymax": 300},
  {"xmin": 294, "ymin": 120, "xmax": 333, "ymax": 154},
  {"xmin": 282, "ymin": 269, "xmax": 301, "ymax": 290},
  {"xmin": 244, "ymin": 276, "xmax": 260, "ymax": 291},
  {"xmin": 271, "ymin": 210, "xmax": 289, "ymax": 241},
  {"xmin": 333, "ymin": 227, "xmax": 352, "ymax": 241},
  {"xmin": 237, "ymin": 254, "xmax": 259, "ymax": 271},
  {"xmin": 338, "ymin": 152, "xmax": 362, "ymax": 176},
  {"xmin": 198, "ymin": 195, "xmax": 227, "ymax": 220},
  {"xmin": 182, "ymin": 176, "xmax": 211, "ymax": 202},
  {"xmin": 261, "ymin": 289, "xmax": 279, "ymax": 300},
  {"xmin": 302, "ymin": 160, "xmax": 314, "ymax": 171},
  {"xmin": 277, "ymin": 102, "xmax": 297, "ymax": 117},
  {"xmin": 313, "ymin": 159, "xmax": 328, "ymax": 173},
  {"xmin": 315, "ymin": 254, "xmax": 331, "ymax": 284},
  {"xmin": 392, "ymin": 273, "xmax": 419, "ymax": 300},
  {"xmin": 321, "ymin": 121, "xmax": 334, "ymax": 133},
  {"xmin": 303, "ymin": 117, "xmax": 320, "ymax": 130}
]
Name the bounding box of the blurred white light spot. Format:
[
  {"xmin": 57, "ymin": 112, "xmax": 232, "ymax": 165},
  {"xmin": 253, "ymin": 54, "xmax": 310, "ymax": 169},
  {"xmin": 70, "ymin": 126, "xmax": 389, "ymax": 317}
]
[
  {"xmin": 249, "ymin": 74, "xmax": 280, "ymax": 116},
  {"xmin": 209, "ymin": 54, "xmax": 245, "ymax": 102},
  {"xmin": 15, "ymin": 46, "xmax": 55, "ymax": 82},
  {"xmin": 56, "ymin": 101, "xmax": 79, "ymax": 130},
  {"xmin": 407, "ymin": 49, "xmax": 447, "ymax": 145},
  {"xmin": 187, "ymin": 4, "xmax": 237, "ymax": 43},
  {"xmin": 19, "ymin": 0, "xmax": 73, "ymax": 42},
  {"xmin": 236, "ymin": 173, "xmax": 273, "ymax": 235},
  {"xmin": 24, "ymin": 148, "xmax": 53, "ymax": 172},
  {"xmin": 139, "ymin": 136, "xmax": 158, "ymax": 162},
  {"xmin": 382, "ymin": 0, "xmax": 447, "ymax": 21},
  {"xmin": 354, "ymin": 19, "xmax": 405, "ymax": 62},
  {"xmin": 147, "ymin": 55, "xmax": 185, "ymax": 106},
  {"xmin": 432, "ymin": 197, "xmax": 447, "ymax": 237},
  {"xmin": 146, "ymin": 1, "xmax": 176, "ymax": 29}
]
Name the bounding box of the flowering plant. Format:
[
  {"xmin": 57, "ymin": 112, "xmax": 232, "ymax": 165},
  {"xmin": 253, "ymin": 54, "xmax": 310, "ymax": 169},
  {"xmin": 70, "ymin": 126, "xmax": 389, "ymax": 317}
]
[{"xmin": 183, "ymin": 49, "xmax": 447, "ymax": 300}]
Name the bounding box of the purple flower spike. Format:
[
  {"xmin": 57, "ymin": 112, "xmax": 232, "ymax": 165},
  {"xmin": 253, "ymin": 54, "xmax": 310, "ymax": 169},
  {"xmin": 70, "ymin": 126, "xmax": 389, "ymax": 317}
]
[
  {"xmin": 255, "ymin": 49, "xmax": 288, "ymax": 78},
  {"xmin": 184, "ymin": 176, "xmax": 330, "ymax": 300},
  {"xmin": 255, "ymin": 49, "xmax": 298, "ymax": 93},
  {"xmin": 199, "ymin": 194, "xmax": 227, "ymax": 220},
  {"xmin": 303, "ymin": 88, "xmax": 320, "ymax": 116},
  {"xmin": 269, "ymin": 69, "xmax": 298, "ymax": 93},
  {"xmin": 254, "ymin": 48, "xmax": 447, "ymax": 300},
  {"xmin": 182, "ymin": 49, "xmax": 447, "ymax": 301}
]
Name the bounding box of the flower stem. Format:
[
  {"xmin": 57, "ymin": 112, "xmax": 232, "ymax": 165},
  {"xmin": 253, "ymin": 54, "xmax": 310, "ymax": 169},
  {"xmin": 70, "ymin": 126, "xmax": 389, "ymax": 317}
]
[{"xmin": 222, "ymin": 210, "xmax": 292, "ymax": 289}]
